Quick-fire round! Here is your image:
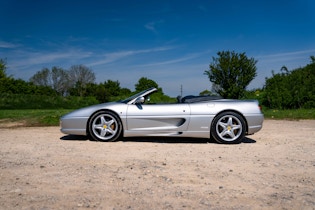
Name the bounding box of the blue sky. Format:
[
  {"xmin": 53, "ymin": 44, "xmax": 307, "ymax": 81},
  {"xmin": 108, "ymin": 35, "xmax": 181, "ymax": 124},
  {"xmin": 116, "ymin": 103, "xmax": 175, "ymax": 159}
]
[{"xmin": 1, "ymin": 0, "xmax": 315, "ymax": 96}]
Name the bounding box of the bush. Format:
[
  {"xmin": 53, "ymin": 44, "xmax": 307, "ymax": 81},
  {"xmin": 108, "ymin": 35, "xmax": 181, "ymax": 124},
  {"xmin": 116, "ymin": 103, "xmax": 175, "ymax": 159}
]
[
  {"xmin": 0, "ymin": 93, "xmax": 99, "ymax": 109},
  {"xmin": 262, "ymin": 60, "xmax": 315, "ymax": 109}
]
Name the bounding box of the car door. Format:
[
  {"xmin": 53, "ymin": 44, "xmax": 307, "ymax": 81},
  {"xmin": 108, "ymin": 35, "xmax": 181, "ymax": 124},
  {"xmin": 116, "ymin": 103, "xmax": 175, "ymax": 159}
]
[{"xmin": 126, "ymin": 103, "xmax": 190, "ymax": 133}]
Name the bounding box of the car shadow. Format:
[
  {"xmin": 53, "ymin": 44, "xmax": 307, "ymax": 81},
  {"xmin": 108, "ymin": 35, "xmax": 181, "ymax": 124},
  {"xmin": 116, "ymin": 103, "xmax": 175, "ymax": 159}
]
[
  {"xmin": 60, "ymin": 135, "xmax": 89, "ymax": 141},
  {"xmin": 122, "ymin": 137, "xmax": 210, "ymax": 144},
  {"xmin": 60, "ymin": 135, "xmax": 256, "ymax": 144},
  {"xmin": 242, "ymin": 137, "xmax": 257, "ymax": 144},
  {"xmin": 122, "ymin": 136, "xmax": 256, "ymax": 144}
]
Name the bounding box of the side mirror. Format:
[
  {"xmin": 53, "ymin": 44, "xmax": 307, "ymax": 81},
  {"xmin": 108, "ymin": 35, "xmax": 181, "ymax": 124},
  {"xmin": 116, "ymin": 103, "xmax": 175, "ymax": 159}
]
[{"xmin": 135, "ymin": 96, "xmax": 145, "ymax": 104}]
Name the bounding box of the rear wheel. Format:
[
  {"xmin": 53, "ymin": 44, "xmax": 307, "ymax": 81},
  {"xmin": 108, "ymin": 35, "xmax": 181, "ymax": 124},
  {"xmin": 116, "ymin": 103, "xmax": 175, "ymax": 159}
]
[
  {"xmin": 211, "ymin": 112, "xmax": 246, "ymax": 144},
  {"xmin": 88, "ymin": 111, "xmax": 122, "ymax": 142}
]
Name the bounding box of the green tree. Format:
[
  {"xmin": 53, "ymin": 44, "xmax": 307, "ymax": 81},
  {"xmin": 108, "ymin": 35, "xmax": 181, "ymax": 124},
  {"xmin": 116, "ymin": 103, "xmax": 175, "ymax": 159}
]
[
  {"xmin": 0, "ymin": 58, "xmax": 8, "ymax": 79},
  {"xmin": 135, "ymin": 77, "xmax": 159, "ymax": 92},
  {"xmin": 88, "ymin": 80, "xmax": 121, "ymax": 102},
  {"xmin": 84, "ymin": 83, "xmax": 109, "ymax": 103},
  {"xmin": 263, "ymin": 72, "xmax": 291, "ymax": 109},
  {"xmin": 204, "ymin": 51, "xmax": 257, "ymax": 99},
  {"xmin": 103, "ymin": 80, "xmax": 121, "ymax": 97},
  {"xmin": 120, "ymin": 88, "xmax": 132, "ymax": 96},
  {"xmin": 262, "ymin": 56, "xmax": 315, "ymax": 109},
  {"xmin": 0, "ymin": 59, "xmax": 10, "ymax": 93},
  {"xmin": 199, "ymin": 89, "xmax": 216, "ymax": 96},
  {"xmin": 0, "ymin": 59, "xmax": 56, "ymax": 96}
]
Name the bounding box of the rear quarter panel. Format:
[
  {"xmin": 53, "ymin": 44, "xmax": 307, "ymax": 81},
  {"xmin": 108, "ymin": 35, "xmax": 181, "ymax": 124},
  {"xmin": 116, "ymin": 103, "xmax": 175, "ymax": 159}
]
[{"xmin": 188, "ymin": 99, "xmax": 263, "ymax": 135}]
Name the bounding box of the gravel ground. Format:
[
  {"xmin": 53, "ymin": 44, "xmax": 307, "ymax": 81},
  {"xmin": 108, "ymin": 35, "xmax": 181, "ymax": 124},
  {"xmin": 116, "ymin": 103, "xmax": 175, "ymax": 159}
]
[{"xmin": 0, "ymin": 119, "xmax": 314, "ymax": 210}]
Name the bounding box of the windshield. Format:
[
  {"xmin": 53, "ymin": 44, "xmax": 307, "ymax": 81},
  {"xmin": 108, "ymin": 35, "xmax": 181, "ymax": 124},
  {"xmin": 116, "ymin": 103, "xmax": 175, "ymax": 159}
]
[{"xmin": 120, "ymin": 88, "xmax": 156, "ymax": 104}]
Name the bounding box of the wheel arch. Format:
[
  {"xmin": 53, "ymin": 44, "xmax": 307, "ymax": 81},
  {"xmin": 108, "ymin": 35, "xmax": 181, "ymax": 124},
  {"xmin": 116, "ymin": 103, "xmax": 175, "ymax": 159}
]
[
  {"xmin": 212, "ymin": 109, "xmax": 248, "ymax": 133},
  {"xmin": 86, "ymin": 109, "xmax": 124, "ymax": 137}
]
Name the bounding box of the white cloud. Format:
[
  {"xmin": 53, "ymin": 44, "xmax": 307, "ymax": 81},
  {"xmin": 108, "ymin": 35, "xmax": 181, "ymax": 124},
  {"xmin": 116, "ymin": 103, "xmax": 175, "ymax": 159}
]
[
  {"xmin": 8, "ymin": 49, "xmax": 92, "ymax": 70},
  {"xmin": 144, "ymin": 20, "xmax": 164, "ymax": 33},
  {"xmin": 136, "ymin": 51, "xmax": 210, "ymax": 67},
  {"xmin": 256, "ymin": 49, "xmax": 315, "ymax": 64},
  {"xmin": 0, "ymin": 41, "xmax": 18, "ymax": 49},
  {"xmin": 88, "ymin": 46, "xmax": 174, "ymax": 66}
]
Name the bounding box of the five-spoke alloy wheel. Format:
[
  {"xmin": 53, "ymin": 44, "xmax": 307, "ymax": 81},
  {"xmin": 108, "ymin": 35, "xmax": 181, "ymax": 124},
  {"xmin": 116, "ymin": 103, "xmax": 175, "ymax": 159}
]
[
  {"xmin": 88, "ymin": 110, "xmax": 122, "ymax": 142},
  {"xmin": 211, "ymin": 111, "xmax": 246, "ymax": 144}
]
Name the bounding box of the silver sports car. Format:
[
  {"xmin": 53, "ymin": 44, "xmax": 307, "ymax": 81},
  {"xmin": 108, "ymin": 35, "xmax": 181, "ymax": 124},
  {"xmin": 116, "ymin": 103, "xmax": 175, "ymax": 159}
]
[{"xmin": 60, "ymin": 87, "xmax": 263, "ymax": 144}]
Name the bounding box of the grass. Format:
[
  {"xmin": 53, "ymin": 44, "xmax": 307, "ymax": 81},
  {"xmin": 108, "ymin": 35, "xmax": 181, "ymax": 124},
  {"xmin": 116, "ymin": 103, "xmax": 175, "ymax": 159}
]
[
  {"xmin": 0, "ymin": 109, "xmax": 73, "ymax": 126},
  {"xmin": 0, "ymin": 93, "xmax": 99, "ymax": 109},
  {"xmin": 262, "ymin": 108, "xmax": 315, "ymax": 120},
  {"xmin": 0, "ymin": 108, "xmax": 314, "ymax": 127}
]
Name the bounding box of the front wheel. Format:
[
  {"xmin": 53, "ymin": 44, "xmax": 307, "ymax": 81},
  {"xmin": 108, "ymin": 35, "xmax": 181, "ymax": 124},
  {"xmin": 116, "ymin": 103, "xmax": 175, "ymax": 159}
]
[
  {"xmin": 88, "ymin": 111, "xmax": 122, "ymax": 142},
  {"xmin": 211, "ymin": 112, "xmax": 246, "ymax": 144}
]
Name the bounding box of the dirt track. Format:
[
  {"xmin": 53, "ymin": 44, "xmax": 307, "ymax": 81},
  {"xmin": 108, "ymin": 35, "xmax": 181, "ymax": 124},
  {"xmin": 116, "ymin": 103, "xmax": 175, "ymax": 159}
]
[{"xmin": 0, "ymin": 120, "xmax": 314, "ymax": 210}]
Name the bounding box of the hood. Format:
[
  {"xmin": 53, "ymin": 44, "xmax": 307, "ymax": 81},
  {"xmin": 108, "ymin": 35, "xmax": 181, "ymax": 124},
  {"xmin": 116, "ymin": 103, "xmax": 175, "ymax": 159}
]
[{"xmin": 61, "ymin": 102, "xmax": 117, "ymax": 118}]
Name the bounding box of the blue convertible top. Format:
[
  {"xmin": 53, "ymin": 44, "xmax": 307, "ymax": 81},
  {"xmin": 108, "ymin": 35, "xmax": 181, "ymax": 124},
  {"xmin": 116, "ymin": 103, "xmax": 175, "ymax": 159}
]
[{"xmin": 178, "ymin": 95, "xmax": 222, "ymax": 103}]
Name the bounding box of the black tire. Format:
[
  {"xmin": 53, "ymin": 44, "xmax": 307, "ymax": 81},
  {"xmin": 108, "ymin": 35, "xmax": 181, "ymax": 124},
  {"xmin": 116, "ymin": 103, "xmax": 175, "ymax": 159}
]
[
  {"xmin": 88, "ymin": 110, "xmax": 122, "ymax": 142},
  {"xmin": 211, "ymin": 111, "xmax": 246, "ymax": 144}
]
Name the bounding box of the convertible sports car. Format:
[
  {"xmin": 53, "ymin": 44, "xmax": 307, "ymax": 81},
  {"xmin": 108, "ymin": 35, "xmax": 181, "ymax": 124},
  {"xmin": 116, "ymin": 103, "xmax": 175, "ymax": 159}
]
[{"xmin": 60, "ymin": 87, "xmax": 263, "ymax": 144}]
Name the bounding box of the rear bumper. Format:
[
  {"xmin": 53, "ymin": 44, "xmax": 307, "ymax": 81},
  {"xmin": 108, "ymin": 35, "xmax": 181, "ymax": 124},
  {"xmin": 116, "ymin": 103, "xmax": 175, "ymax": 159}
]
[{"xmin": 244, "ymin": 113, "xmax": 264, "ymax": 135}]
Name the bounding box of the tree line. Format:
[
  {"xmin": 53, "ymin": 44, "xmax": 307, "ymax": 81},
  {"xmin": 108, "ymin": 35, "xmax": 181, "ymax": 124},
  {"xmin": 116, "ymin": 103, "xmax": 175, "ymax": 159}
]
[
  {"xmin": 261, "ymin": 56, "xmax": 315, "ymax": 109},
  {"xmin": 1, "ymin": 52, "xmax": 315, "ymax": 109},
  {"xmin": 204, "ymin": 51, "xmax": 315, "ymax": 109},
  {"xmin": 0, "ymin": 59, "xmax": 174, "ymax": 108}
]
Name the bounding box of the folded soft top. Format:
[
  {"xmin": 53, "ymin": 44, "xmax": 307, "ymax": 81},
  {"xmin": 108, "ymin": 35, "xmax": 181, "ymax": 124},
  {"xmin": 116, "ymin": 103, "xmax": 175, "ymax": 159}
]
[{"xmin": 178, "ymin": 95, "xmax": 222, "ymax": 103}]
